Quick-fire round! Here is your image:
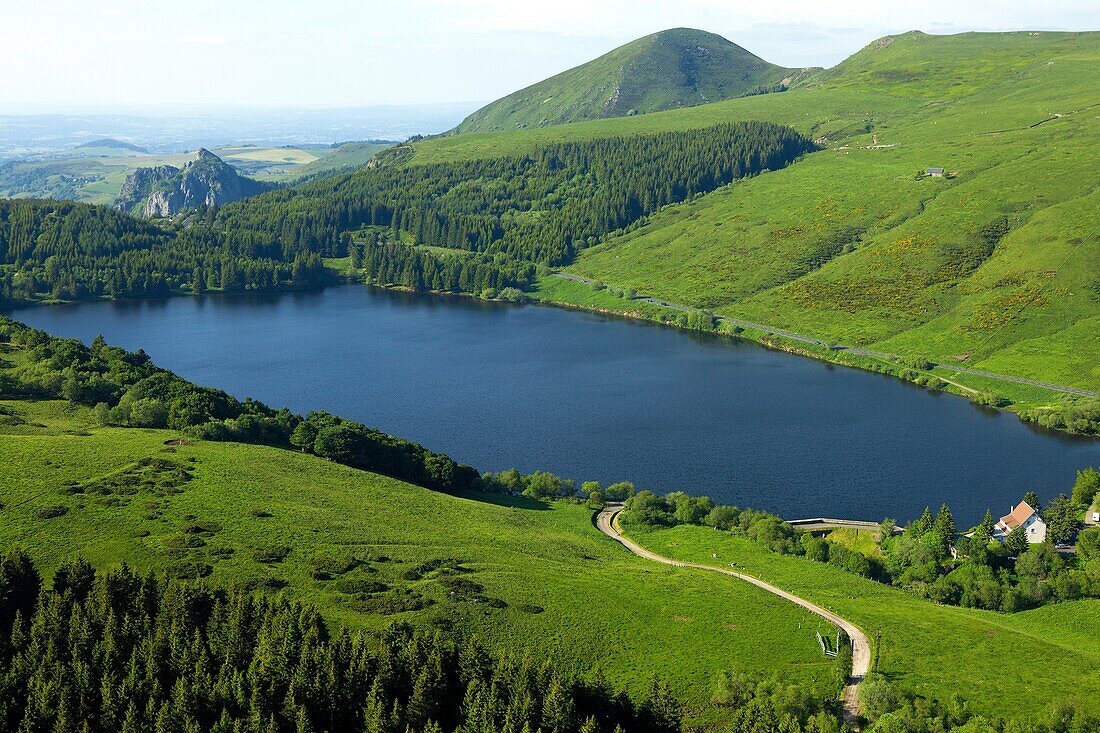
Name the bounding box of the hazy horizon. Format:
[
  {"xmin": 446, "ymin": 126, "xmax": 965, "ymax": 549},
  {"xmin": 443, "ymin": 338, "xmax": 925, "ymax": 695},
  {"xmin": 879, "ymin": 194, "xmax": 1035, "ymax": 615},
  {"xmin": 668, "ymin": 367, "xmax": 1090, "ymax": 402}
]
[
  {"xmin": 0, "ymin": 103, "xmax": 479, "ymax": 158},
  {"xmin": 5, "ymin": 1, "xmax": 1098, "ymax": 109}
]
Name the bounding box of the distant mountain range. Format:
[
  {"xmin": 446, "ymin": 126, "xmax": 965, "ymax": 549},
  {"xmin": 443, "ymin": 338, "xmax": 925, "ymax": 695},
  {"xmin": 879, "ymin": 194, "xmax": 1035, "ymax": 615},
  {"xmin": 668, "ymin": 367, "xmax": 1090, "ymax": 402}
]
[
  {"xmin": 455, "ymin": 28, "xmax": 812, "ymax": 133},
  {"xmin": 115, "ymin": 148, "xmax": 274, "ymax": 217},
  {"xmin": 74, "ymin": 138, "xmax": 148, "ymax": 153}
]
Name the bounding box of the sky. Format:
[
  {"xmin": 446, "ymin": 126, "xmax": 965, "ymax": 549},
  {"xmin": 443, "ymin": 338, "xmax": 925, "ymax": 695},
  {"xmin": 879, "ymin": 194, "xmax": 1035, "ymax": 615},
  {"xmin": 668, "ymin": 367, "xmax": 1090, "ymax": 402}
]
[{"xmin": 3, "ymin": 0, "xmax": 1098, "ymax": 110}]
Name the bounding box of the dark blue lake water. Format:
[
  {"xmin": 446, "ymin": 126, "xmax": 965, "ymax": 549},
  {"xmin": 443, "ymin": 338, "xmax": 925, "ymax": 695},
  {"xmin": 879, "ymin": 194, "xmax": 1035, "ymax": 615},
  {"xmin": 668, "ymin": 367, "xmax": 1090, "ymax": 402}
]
[{"xmin": 7, "ymin": 285, "xmax": 1098, "ymax": 524}]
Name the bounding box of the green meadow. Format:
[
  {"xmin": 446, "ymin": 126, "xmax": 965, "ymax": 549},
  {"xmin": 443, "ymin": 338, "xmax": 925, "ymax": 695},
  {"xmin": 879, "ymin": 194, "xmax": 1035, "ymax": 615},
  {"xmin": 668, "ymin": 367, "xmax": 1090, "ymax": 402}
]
[
  {"xmin": 0, "ymin": 398, "xmax": 838, "ymax": 720},
  {"xmin": 3, "ymin": 394, "xmax": 1098, "ymax": 720},
  {"xmin": 454, "ymin": 28, "xmax": 799, "ymax": 133},
  {"xmin": 622, "ymin": 523, "xmax": 1100, "ymax": 719},
  {"xmin": 403, "ymin": 31, "xmax": 1100, "ymax": 394}
]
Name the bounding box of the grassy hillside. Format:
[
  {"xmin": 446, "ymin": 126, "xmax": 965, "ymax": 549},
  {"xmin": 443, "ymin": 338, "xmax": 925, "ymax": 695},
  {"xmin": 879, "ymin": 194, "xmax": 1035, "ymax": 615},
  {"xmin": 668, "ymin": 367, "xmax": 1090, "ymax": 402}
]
[
  {"xmin": 626, "ymin": 523, "xmax": 1100, "ymax": 719},
  {"xmin": 541, "ymin": 31, "xmax": 1099, "ymax": 392},
  {"xmin": 0, "ymin": 398, "xmax": 839, "ymax": 716},
  {"xmin": 455, "ymin": 28, "xmax": 802, "ymax": 133},
  {"xmin": 3, "ymin": 396, "xmax": 1098, "ymax": 719}
]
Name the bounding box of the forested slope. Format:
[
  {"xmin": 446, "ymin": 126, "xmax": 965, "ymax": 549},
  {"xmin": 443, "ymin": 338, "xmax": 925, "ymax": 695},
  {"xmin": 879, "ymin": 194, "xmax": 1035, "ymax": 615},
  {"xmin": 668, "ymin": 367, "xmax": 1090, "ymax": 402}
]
[{"xmin": 0, "ymin": 199, "xmax": 326, "ymax": 302}]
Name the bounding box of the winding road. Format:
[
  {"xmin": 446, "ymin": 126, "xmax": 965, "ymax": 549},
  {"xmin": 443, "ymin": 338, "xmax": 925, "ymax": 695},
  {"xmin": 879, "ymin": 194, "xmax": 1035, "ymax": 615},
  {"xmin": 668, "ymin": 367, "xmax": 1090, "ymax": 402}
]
[{"xmin": 596, "ymin": 504, "xmax": 871, "ymax": 722}]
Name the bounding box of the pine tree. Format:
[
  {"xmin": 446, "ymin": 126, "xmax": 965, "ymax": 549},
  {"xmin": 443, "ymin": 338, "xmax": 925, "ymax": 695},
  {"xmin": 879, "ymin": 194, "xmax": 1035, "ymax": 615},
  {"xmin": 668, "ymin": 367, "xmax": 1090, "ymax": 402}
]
[
  {"xmin": 934, "ymin": 504, "xmax": 957, "ymax": 548},
  {"xmin": 295, "ymin": 706, "xmax": 316, "ymax": 733},
  {"xmin": 407, "ymin": 665, "xmax": 441, "ymax": 730},
  {"xmin": 910, "ymin": 507, "xmax": 935, "ymax": 539},
  {"xmin": 974, "ymin": 510, "xmax": 996, "ymax": 544},
  {"xmin": 1006, "ymin": 525, "xmax": 1029, "ymax": 556},
  {"xmin": 640, "ymin": 677, "xmax": 681, "ymax": 733},
  {"xmin": 540, "ymin": 675, "xmax": 575, "ymax": 733}
]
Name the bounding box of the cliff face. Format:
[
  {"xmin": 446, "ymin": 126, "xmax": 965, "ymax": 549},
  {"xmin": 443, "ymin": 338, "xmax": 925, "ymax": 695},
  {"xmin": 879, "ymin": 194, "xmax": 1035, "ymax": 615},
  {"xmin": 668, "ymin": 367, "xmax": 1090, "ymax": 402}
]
[
  {"xmin": 115, "ymin": 165, "xmax": 179, "ymax": 214},
  {"xmin": 115, "ymin": 149, "xmax": 273, "ymax": 217}
]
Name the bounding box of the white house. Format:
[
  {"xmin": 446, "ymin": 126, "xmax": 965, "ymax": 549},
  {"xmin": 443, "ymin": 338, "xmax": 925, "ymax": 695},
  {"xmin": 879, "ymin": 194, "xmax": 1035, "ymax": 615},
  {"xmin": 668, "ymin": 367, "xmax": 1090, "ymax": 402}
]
[{"xmin": 993, "ymin": 501, "xmax": 1046, "ymax": 544}]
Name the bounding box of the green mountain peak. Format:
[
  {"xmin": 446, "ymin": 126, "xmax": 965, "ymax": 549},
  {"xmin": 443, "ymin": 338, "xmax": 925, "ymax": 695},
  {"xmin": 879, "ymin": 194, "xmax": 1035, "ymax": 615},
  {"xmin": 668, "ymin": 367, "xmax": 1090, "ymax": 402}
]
[{"xmin": 455, "ymin": 28, "xmax": 806, "ymax": 133}]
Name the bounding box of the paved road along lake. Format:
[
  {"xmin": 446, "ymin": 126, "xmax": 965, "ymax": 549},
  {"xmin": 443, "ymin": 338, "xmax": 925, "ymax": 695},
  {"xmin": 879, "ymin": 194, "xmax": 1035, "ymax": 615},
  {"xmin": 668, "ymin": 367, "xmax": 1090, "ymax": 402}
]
[{"xmin": 8, "ymin": 284, "xmax": 1099, "ymax": 524}]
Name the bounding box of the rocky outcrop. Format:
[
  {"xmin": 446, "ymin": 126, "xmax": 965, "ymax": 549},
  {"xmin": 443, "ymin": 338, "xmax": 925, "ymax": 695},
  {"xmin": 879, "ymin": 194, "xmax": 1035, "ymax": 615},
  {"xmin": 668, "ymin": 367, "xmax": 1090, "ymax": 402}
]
[
  {"xmin": 115, "ymin": 165, "xmax": 180, "ymax": 214},
  {"xmin": 115, "ymin": 149, "xmax": 273, "ymax": 218}
]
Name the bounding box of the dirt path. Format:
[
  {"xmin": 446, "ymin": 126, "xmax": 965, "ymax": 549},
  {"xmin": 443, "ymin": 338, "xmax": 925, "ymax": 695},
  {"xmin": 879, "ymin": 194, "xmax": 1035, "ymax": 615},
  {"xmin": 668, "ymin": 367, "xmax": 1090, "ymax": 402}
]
[{"xmin": 596, "ymin": 504, "xmax": 871, "ymax": 724}]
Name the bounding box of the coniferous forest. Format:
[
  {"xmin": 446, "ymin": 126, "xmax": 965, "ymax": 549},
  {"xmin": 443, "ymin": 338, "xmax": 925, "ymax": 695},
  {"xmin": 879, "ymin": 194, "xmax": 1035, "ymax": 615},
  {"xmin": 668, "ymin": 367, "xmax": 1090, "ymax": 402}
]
[
  {"xmin": 0, "ymin": 200, "xmax": 327, "ymax": 303},
  {"xmin": 0, "ymin": 550, "xmax": 681, "ymax": 733},
  {"xmin": 0, "ymin": 122, "xmax": 812, "ymax": 304}
]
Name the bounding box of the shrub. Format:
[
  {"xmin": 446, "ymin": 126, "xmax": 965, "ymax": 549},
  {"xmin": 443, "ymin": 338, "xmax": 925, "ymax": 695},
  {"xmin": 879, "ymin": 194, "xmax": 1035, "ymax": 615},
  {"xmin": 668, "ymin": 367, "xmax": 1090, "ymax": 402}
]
[
  {"xmin": 36, "ymin": 505, "xmax": 69, "ymax": 519},
  {"xmin": 308, "ymin": 554, "xmax": 360, "ymax": 576},
  {"xmin": 252, "ymin": 545, "xmax": 291, "ymax": 564},
  {"xmin": 971, "ymin": 392, "xmax": 1011, "ymax": 408}
]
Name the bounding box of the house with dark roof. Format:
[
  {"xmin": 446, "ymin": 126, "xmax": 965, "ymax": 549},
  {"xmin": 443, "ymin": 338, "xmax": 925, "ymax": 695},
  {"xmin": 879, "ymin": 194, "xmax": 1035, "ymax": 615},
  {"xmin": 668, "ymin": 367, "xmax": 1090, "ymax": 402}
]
[
  {"xmin": 993, "ymin": 501, "xmax": 1046, "ymax": 544},
  {"xmin": 925, "ymin": 167, "xmax": 945, "ymax": 177}
]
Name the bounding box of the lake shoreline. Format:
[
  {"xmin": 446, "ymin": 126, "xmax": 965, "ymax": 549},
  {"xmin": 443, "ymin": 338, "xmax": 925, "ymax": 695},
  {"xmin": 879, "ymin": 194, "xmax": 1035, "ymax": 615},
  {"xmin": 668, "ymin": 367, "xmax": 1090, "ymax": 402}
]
[
  {"xmin": 5, "ymin": 270, "xmax": 1096, "ymax": 441},
  {"xmin": 7, "ymin": 279, "xmax": 1098, "ymax": 523}
]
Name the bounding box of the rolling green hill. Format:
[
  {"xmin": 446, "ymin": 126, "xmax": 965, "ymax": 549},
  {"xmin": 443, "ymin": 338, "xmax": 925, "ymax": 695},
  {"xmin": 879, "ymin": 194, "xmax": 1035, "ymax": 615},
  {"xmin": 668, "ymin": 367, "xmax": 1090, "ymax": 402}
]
[
  {"xmin": 0, "ymin": 398, "xmax": 838, "ymax": 718},
  {"xmin": 454, "ymin": 28, "xmax": 804, "ymax": 133},
  {"xmin": 388, "ymin": 31, "xmax": 1100, "ymax": 395},
  {"xmin": 563, "ymin": 31, "xmax": 1100, "ymax": 392}
]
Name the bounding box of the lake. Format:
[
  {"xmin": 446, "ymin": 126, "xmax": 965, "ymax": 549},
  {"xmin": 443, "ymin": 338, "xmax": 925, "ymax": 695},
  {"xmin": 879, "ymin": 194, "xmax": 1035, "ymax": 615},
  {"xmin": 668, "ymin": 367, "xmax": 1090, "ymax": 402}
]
[{"xmin": 7, "ymin": 284, "xmax": 1098, "ymax": 524}]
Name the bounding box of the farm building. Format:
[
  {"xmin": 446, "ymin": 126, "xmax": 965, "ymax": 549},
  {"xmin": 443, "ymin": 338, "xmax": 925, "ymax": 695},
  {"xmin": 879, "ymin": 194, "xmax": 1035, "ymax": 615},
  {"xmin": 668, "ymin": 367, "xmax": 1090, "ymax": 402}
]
[{"xmin": 925, "ymin": 167, "xmax": 945, "ymax": 177}]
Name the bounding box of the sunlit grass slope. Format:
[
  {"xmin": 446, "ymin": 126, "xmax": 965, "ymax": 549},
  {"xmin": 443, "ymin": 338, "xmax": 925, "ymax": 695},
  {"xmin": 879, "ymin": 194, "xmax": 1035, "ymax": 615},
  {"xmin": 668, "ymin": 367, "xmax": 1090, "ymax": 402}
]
[
  {"xmin": 557, "ymin": 31, "xmax": 1100, "ymax": 390},
  {"xmin": 3, "ymin": 396, "xmax": 1097, "ymax": 717},
  {"xmin": 455, "ymin": 28, "xmax": 800, "ymax": 133},
  {"xmin": 0, "ymin": 398, "xmax": 834, "ymax": 711},
  {"xmin": 627, "ymin": 523, "xmax": 1100, "ymax": 719}
]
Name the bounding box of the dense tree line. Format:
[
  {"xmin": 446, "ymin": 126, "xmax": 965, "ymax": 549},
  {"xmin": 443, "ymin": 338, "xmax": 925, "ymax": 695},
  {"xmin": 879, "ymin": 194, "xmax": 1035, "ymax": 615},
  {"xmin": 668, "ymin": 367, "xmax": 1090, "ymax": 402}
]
[
  {"xmin": 619, "ymin": 490, "xmax": 807, "ymax": 554},
  {"xmin": 358, "ymin": 241, "xmax": 537, "ymax": 294},
  {"xmin": 0, "ymin": 550, "xmax": 679, "ymax": 733},
  {"xmin": 1017, "ymin": 398, "xmax": 1100, "ymax": 436},
  {"xmin": 0, "ymin": 199, "xmax": 327, "ymax": 304},
  {"xmin": 0, "ymin": 318, "xmax": 477, "ymax": 494},
  {"xmin": 215, "ymin": 122, "xmax": 811, "ymax": 294},
  {"xmin": 1, "ymin": 123, "xmax": 811, "ymax": 304},
  {"xmin": 618, "ymin": 485, "xmax": 1100, "ymax": 613},
  {"xmin": 887, "ymin": 485, "xmax": 1100, "ymax": 612}
]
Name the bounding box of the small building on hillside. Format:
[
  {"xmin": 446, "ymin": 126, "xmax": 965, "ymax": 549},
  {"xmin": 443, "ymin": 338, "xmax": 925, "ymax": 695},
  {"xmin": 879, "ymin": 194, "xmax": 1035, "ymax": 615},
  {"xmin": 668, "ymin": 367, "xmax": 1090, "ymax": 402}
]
[
  {"xmin": 926, "ymin": 167, "xmax": 945, "ymax": 177},
  {"xmin": 993, "ymin": 501, "xmax": 1046, "ymax": 544}
]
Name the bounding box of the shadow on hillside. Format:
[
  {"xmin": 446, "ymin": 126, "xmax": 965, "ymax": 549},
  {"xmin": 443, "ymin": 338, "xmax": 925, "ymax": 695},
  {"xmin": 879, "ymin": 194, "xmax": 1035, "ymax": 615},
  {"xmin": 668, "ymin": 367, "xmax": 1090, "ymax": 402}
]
[{"xmin": 458, "ymin": 491, "xmax": 551, "ymax": 510}]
